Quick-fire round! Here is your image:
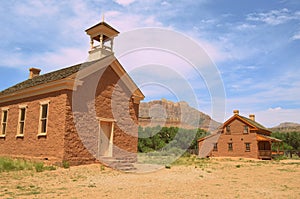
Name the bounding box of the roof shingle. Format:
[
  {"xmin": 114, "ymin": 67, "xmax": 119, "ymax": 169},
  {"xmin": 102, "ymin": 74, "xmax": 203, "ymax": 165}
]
[{"xmin": 0, "ymin": 61, "xmax": 96, "ymax": 96}]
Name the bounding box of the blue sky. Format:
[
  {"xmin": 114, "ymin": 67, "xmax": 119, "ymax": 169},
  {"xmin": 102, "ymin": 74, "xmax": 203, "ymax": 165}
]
[{"xmin": 0, "ymin": 0, "xmax": 299, "ymax": 127}]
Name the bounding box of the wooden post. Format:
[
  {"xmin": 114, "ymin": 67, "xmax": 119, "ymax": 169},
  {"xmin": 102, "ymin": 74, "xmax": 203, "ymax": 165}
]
[
  {"xmin": 90, "ymin": 38, "xmax": 94, "ymax": 50},
  {"xmin": 100, "ymin": 34, "xmax": 103, "ymax": 48}
]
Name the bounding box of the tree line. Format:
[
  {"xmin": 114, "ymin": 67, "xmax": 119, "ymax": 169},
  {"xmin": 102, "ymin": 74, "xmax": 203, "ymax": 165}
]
[
  {"xmin": 271, "ymin": 131, "xmax": 300, "ymax": 151},
  {"xmin": 138, "ymin": 126, "xmax": 209, "ymax": 153}
]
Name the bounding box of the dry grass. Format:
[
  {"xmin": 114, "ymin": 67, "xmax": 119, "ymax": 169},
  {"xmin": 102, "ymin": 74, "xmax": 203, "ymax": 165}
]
[{"xmin": 0, "ymin": 156, "xmax": 300, "ymax": 198}]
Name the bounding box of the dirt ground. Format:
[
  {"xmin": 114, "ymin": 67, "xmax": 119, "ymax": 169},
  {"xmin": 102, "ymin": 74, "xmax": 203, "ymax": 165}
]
[{"xmin": 0, "ymin": 158, "xmax": 300, "ymax": 199}]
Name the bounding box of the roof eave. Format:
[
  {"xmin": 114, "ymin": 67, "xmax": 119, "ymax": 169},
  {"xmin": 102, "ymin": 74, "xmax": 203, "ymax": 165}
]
[{"xmin": 0, "ymin": 78, "xmax": 78, "ymax": 104}]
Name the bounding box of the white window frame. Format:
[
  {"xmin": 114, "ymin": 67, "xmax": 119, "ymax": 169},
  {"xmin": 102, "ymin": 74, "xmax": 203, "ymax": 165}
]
[
  {"xmin": 243, "ymin": 125, "xmax": 249, "ymax": 134},
  {"xmin": 245, "ymin": 143, "xmax": 251, "ymax": 152},
  {"xmin": 16, "ymin": 105, "xmax": 27, "ymax": 137},
  {"xmin": 1, "ymin": 107, "xmax": 9, "ymax": 137},
  {"xmin": 228, "ymin": 142, "xmax": 233, "ymax": 151},
  {"xmin": 226, "ymin": 125, "xmax": 231, "ymax": 134},
  {"xmin": 38, "ymin": 101, "xmax": 50, "ymax": 136}
]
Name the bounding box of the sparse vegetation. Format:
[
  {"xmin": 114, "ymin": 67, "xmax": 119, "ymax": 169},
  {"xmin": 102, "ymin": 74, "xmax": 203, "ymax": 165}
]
[
  {"xmin": 0, "ymin": 157, "xmax": 33, "ymax": 172},
  {"xmin": 0, "ymin": 157, "xmax": 56, "ymax": 173},
  {"xmin": 62, "ymin": 160, "xmax": 70, "ymax": 169},
  {"xmin": 0, "ymin": 157, "xmax": 299, "ymax": 198}
]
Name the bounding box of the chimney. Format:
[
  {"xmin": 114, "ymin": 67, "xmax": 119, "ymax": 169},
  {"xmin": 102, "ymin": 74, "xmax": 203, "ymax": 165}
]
[
  {"xmin": 249, "ymin": 114, "xmax": 255, "ymax": 121},
  {"xmin": 29, "ymin": 68, "xmax": 41, "ymax": 79},
  {"xmin": 233, "ymin": 110, "xmax": 239, "ymax": 115}
]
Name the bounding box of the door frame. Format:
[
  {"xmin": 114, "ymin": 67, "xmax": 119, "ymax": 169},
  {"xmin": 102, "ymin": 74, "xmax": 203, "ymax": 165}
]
[{"xmin": 97, "ymin": 117, "xmax": 116, "ymax": 157}]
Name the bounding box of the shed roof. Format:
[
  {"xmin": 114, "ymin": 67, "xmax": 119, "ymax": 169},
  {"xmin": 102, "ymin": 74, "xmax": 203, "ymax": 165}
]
[{"xmin": 256, "ymin": 134, "xmax": 282, "ymax": 142}]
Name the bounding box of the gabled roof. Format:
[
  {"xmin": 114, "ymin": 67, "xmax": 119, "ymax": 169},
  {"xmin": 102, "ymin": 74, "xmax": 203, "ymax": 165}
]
[
  {"xmin": 238, "ymin": 115, "xmax": 269, "ymax": 131},
  {"xmin": 0, "ymin": 55, "xmax": 144, "ymax": 103},
  {"xmin": 222, "ymin": 114, "xmax": 270, "ymax": 133},
  {"xmin": 0, "ymin": 61, "xmax": 96, "ymax": 96}
]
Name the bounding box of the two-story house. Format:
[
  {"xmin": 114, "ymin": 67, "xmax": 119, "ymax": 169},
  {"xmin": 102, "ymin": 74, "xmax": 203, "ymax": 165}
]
[{"xmin": 198, "ymin": 110, "xmax": 281, "ymax": 159}]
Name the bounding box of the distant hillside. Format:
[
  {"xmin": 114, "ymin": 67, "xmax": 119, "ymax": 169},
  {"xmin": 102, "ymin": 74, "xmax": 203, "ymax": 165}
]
[
  {"xmin": 138, "ymin": 99, "xmax": 221, "ymax": 131},
  {"xmin": 269, "ymin": 122, "xmax": 300, "ymax": 133}
]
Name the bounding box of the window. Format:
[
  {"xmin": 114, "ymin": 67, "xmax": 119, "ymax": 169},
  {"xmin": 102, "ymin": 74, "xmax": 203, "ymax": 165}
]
[
  {"xmin": 226, "ymin": 125, "xmax": 231, "ymax": 134},
  {"xmin": 213, "ymin": 143, "xmax": 218, "ymax": 151},
  {"xmin": 245, "ymin": 143, "xmax": 251, "ymax": 152},
  {"xmin": 244, "ymin": 125, "xmax": 249, "ymax": 134},
  {"xmin": 1, "ymin": 109, "xmax": 8, "ymax": 136},
  {"xmin": 17, "ymin": 107, "xmax": 26, "ymax": 136},
  {"xmin": 39, "ymin": 102, "xmax": 49, "ymax": 135},
  {"xmin": 228, "ymin": 143, "xmax": 233, "ymax": 151}
]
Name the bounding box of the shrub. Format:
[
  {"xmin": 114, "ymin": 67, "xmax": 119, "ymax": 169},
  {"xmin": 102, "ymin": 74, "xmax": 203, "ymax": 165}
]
[
  {"xmin": 34, "ymin": 162, "xmax": 44, "ymax": 172},
  {"xmin": 44, "ymin": 165, "xmax": 56, "ymax": 171},
  {"xmin": 62, "ymin": 160, "xmax": 70, "ymax": 169},
  {"xmin": 0, "ymin": 157, "xmax": 33, "ymax": 172},
  {"xmin": 165, "ymin": 164, "xmax": 171, "ymax": 169}
]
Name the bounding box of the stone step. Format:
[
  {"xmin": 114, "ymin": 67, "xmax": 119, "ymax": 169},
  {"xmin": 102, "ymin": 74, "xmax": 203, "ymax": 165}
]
[{"xmin": 99, "ymin": 156, "xmax": 137, "ymax": 171}]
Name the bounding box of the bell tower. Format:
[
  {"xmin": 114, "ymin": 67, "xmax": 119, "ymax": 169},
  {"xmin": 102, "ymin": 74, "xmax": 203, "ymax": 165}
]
[{"xmin": 85, "ymin": 19, "xmax": 119, "ymax": 61}]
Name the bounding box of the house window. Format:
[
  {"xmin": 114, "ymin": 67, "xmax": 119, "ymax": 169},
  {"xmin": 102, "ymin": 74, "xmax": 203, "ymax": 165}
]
[
  {"xmin": 228, "ymin": 143, "xmax": 233, "ymax": 151},
  {"xmin": 1, "ymin": 109, "xmax": 8, "ymax": 136},
  {"xmin": 213, "ymin": 143, "xmax": 218, "ymax": 151},
  {"xmin": 245, "ymin": 143, "xmax": 251, "ymax": 152},
  {"xmin": 39, "ymin": 102, "xmax": 49, "ymax": 135},
  {"xmin": 17, "ymin": 107, "xmax": 26, "ymax": 136},
  {"xmin": 244, "ymin": 125, "xmax": 248, "ymax": 134},
  {"xmin": 226, "ymin": 125, "xmax": 231, "ymax": 134}
]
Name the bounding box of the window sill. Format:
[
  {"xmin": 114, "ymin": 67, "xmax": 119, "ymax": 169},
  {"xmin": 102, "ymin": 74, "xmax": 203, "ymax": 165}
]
[
  {"xmin": 16, "ymin": 134, "xmax": 24, "ymax": 138},
  {"xmin": 37, "ymin": 133, "xmax": 47, "ymax": 137},
  {"xmin": 0, "ymin": 134, "xmax": 5, "ymax": 138}
]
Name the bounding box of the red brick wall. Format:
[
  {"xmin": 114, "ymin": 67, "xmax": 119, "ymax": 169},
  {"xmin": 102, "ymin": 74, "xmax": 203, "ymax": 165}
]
[
  {"xmin": 214, "ymin": 119, "xmax": 259, "ymax": 158},
  {"xmin": 63, "ymin": 64, "xmax": 139, "ymax": 164},
  {"xmin": 0, "ymin": 64, "xmax": 140, "ymax": 165},
  {"xmin": 0, "ymin": 91, "xmax": 67, "ymax": 163},
  {"xmin": 201, "ymin": 119, "xmax": 259, "ymax": 159}
]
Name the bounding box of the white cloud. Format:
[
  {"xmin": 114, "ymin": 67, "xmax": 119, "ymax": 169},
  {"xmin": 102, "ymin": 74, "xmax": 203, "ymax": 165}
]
[
  {"xmin": 14, "ymin": 1, "xmax": 59, "ymax": 17},
  {"xmin": 161, "ymin": 1, "xmax": 171, "ymax": 6},
  {"xmin": 292, "ymin": 32, "xmax": 300, "ymax": 40},
  {"xmin": 113, "ymin": 0, "xmax": 136, "ymax": 6},
  {"xmin": 256, "ymin": 108, "xmax": 300, "ymax": 127},
  {"xmin": 247, "ymin": 8, "xmax": 300, "ymax": 25},
  {"xmin": 236, "ymin": 23, "xmax": 256, "ymax": 30},
  {"xmin": 268, "ymin": 107, "xmax": 283, "ymax": 111},
  {"xmin": 105, "ymin": 11, "xmax": 163, "ymax": 32},
  {"xmin": 0, "ymin": 47, "xmax": 88, "ymax": 72}
]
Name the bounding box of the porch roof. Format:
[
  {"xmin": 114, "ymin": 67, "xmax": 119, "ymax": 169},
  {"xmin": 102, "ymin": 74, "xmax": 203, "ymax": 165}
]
[{"xmin": 256, "ymin": 134, "xmax": 282, "ymax": 142}]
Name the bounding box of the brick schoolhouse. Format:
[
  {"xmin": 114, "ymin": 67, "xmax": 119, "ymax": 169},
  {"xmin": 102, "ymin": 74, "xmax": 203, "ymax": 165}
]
[
  {"xmin": 198, "ymin": 110, "xmax": 282, "ymax": 159},
  {"xmin": 0, "ymin": 21, "xmax": 144, "ymax": 167}
]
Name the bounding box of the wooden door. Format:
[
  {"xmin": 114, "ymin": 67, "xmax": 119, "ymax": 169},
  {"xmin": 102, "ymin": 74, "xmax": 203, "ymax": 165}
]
[{"xmin": 99, "ymin": 121, "xmax": 112, "ymax": 156}]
